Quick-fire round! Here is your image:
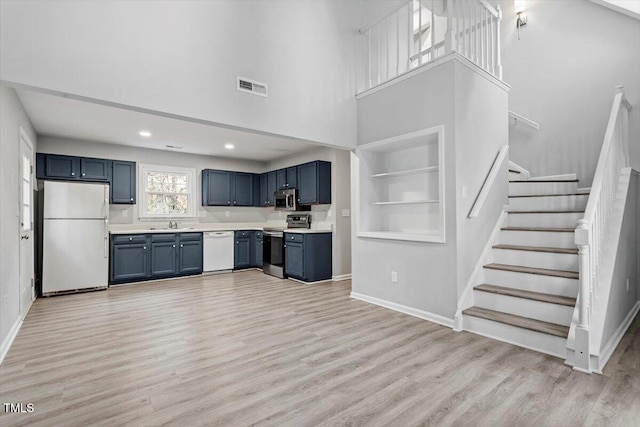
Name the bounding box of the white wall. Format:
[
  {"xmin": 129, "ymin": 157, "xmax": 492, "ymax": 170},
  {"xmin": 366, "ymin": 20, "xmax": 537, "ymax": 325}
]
[
  {"xmin": 0, "ymin": 0, "xmax": 360, "ymax": 149},
  {"xmin": 0, "ymin": 86, "xmax": 37, "ymax": 349},
  {"xmin": 498, "ymin": 0, "xmax": 640, "ymax": 185},
  {"xmin": 354, "ymin": 60, "xmax": 458, "ymax": 319}
]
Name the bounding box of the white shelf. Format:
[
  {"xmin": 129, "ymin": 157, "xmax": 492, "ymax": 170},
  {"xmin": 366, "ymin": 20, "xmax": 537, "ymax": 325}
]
[
  {"xmin": 370, "ymin": 166, "xmax": 438, "ymax": 179},
  {"xmin": 371, "ymin": 199, "xmax": 439, "ymax": 205}
]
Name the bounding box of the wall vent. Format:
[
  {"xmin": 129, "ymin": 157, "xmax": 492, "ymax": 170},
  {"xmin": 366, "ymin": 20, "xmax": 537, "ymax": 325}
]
[{"xmin": 237, "ymin": 76, "xmax": 268, "ymax": 97}]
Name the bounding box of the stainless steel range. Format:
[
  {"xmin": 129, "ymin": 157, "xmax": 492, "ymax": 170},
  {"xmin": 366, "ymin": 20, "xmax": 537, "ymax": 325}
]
[{"xmin": 263, "ymin": 214, "xmax": 311, "ymax": 278}]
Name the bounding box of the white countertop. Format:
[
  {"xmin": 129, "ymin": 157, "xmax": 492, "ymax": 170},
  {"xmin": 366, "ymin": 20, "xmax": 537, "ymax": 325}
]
[{"xmin": 109, "ymin": 222, "xmax": 332, "ymax": 235}]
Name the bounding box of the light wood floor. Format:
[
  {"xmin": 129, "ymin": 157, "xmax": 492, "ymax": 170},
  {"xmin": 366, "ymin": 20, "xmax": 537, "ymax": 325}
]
[{"xmin": 1, "ymin": 270, "xmax": 638, "ymax": 426}]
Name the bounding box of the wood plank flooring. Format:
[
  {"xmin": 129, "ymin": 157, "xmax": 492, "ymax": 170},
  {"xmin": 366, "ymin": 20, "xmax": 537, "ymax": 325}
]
[{"xmin": 1, "ymin": 270, "xmax": 638, "ymax": 426}]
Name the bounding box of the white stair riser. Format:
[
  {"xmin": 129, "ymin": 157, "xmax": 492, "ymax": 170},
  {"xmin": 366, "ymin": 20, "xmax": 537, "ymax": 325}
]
[
  {"xmin": 463, "ymin": 315, "xmax": 567, "ymax": 358},
  {"xmin": 509, "ymin": 182, "xmax": 578, "ymax": 196},
  {"xmin": 509, "ymin": 195, "xmax": 588, "ymax": 211},
  {"xmin": 492, "ymin": 249, "xmax": 578, "ymax": 271},
  {"xmin": 484, "ymin": 268, "xmax": 578, "ymax": 297},
  {"xmin": 507, "ymin": 212, "xmax": 583, "ymax": 228},
  {"xmin": 474, "ymin": 291, "xmax": 574, "ymax": 326},
  {"xmin": 498, "ymin": 230, "xmax": 575, "ymax": 248},
  {"xmin": 509, "ymin": 172, "xmax": 526, "ymax": 181}
]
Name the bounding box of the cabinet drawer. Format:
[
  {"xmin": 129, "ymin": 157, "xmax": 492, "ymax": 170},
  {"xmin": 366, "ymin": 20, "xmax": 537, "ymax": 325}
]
[
  {"xmin": 179, "ymin": 232, "xmax": 203, "ymax": 241},
  {"xmin": 285, "ymin": 233, "xmax": 303, "ymax": 243},
  {"xmin": 151, "ymin": 233, "xmax": 177, "ymax": 242},
  {"xmin": 113, "ymin": 235, "xmax": 147, "ymax": 245}
]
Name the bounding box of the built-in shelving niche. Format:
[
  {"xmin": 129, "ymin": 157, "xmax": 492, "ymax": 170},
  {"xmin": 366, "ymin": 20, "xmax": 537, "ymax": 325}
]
[{"xmin": 354, "ymin": 125, "xmax": 445, "ymax": 243}]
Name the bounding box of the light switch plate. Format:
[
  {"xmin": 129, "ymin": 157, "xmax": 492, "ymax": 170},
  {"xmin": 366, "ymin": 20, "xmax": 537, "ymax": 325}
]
[
  {"xmin": 225, "ymin": 211, "xmax": 230, "ymax": 217},
  {"xmin": 121, "ymin": 210, "xmax": 127, "ymax": 217}
]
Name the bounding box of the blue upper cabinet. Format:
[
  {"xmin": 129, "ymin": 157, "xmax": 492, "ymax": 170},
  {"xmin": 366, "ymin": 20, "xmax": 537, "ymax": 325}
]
[
  {"xmin": 202, "ymin": 169, "xmax": 257, "ymax": 206},
  {"xmin": 111, "ymin": 161, "xmax": 136, "ymax": 204},
  {"xmin": 43, "ymin": 155, "xmax": 79, "ymax": 179},
  {"xmin": 276, "ymin": 167, "xmax": 298, "ymax": 189},
  {"xmin": 267, "ymin": 171, "xmax": 277, "ymax": 205},
  {"xmin": 297, "ymin": 161, "xmax": 331, "ymax": 205},
  {"xmin": 202, "ymin": 169, "xmax": 232, "ymax": 206},
  {"xmin": 36, "ymin": 154, "xmax": 135, "ymax": 205},
  {"xmin": 232, "ymin": 172, "xmax": 254, "ymax": 206},
  {"xmin": 80, "ymin": 158, "xmax": 110, "ymax": 181},
  {"xmin": 259, "ymin": 171, "xmax": 278, "ymax": 207}
]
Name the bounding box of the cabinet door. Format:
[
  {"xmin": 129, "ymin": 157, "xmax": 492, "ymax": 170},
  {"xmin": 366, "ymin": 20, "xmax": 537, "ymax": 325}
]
[
  {"xmin": 80, "ymin": 158, "xmax": 110, "ymax": 181},
  {"xmin": 111, "ymin": 161, "xmax": 136, "ymax": 204},
  {"xmin": 276, "ymin": 169, "xmax": 287, "ymax": 189},
  {"xmin": 259, "ymin": 173, "xmax": 269, "ymax": 207},
  {"xmin": 151, "ymin": 242, "xmax": 177, "ymax": 277},
  {"xmin": 206, "ymin": 170, "xmax": 232, "ymax": 206},
  {"xmin": 297, "ymin": 162, "xmax": 318, "ymax": 205},
  {"xmin": 267, "ymin": 171, "xmax": 277, "ymax": 205},
  {"xmin": 112, "ymin": 243, "xmax": 149, "ymax": 282},
  {"xmin": 286, "ymin": 166, "xmax": 298, "ymax": 188},
  {"xmin": 252, "ymin": 232, "xmax": 263, "ymax": 267},
  {"xmin": 234, "ymin": 236, "xmax": 252, "ymax": 269},
  {"xmin": 45, "ymin": 155, "xmax": 79, "ymax": 179},
  {"xmin": 285, "ymin": 242, "xmax": 304, "ymax": 279},
  {"xmin": 233, "ymin": 172, "xmax": 254, "ymax": 206},
  {"xmin": 179, "ymin": 240, "xmax": 203, "ymax": 274}
]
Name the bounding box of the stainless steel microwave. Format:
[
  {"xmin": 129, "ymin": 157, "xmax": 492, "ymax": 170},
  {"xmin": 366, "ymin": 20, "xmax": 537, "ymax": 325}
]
[{"xmin": 274, "ymin": 189, "xmax": 310, "ymax": 211}]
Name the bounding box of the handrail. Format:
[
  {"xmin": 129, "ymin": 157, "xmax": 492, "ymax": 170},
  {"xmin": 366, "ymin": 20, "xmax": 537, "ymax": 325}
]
[
  {"xmin": 509, "ymin": 110, "xmax": 540, "ymax": 130},
  {"xmin": 573, "ymin": 85, "xmax": 632, "ymax": 374},
  {"xmin": 359, "ymin": 0, "xmax": 502, "ymax": 93},
  {"xmin": 469, "ymin": 145, "xmax": 509, "ymax": 218}
]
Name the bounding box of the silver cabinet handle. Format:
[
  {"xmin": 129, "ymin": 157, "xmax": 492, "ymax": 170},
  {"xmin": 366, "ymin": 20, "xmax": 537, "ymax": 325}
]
[
  {"xmin": 284, "ymin": 244, "xmax": 287, "ymax": 248},
  {"xmin": 82, "ymin": 173, "xmax": 86, "ymax": 177},
  {"xmin": 143, "ymin": 246, "xmax": 146, "ymax": 250},
  {"xmin": 129, "ymin": 237, "xmax": 133, "ymax": 241},
  {"xmin": 172, "ymin": 245, "xmax": 176, "ymax": 248},
  {"xmin": 71, "ymin": 172, "xmax": 75, "ymax": 176},
  {"xmin": 130, "ymin": 198, "xmax": 134, "ymax": 202},
  {"xmin": 180, "ymin": 244, "xmax": 184, "ymax": 248}
]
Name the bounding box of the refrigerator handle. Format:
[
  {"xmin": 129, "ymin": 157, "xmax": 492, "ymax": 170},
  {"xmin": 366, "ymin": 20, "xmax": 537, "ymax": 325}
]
[{"xmin": 104, "ymin": 185, "xmax": 109, "ymax": 258}]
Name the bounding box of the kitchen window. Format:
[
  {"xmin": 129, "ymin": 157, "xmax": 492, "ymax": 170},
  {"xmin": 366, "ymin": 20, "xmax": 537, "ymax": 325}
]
[{"xmin": 139, "ymin": 164, "xmax": 197, "ymax": 219}]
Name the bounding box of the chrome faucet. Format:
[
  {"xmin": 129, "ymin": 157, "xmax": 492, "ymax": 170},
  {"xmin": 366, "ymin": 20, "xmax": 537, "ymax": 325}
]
[{"xmin": 168, "ymin": 221, "xmax": 178, "ymax": 229}]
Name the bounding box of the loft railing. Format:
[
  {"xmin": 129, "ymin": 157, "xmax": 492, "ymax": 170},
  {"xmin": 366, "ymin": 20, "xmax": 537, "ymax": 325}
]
[
  {"xmin": 573, "ymin": 86, "xmax": 632, "ymax": 373},
  {"xmin": 359, "ymin": 0, "xmax": 502, "ymax": 93}
]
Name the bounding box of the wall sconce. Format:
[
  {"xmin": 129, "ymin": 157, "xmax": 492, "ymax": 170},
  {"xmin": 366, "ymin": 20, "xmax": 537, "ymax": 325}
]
[{"xmin": 515, "ymin": 0, "xmax": 527, "ymax": 39}]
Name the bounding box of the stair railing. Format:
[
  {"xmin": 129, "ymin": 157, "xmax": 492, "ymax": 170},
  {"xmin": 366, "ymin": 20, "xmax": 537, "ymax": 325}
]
[
  {"xmin": 359, "ymin": 0, "xmax": 502, "ymax": 93},
  {"xmin": 574, "ymin": 86, "xmax": 632, "ymax": 373}
]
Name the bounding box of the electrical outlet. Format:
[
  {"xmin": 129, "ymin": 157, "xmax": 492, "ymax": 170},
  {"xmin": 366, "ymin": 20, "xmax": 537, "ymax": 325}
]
[
  {"xmin": 225, "ymin": 211, "xmax": 230, "ymax": 217},
  {"xmin": 121, "ymin": 210, "xmax": 127, "ymax": 217},
  {"xmin": 391, "ymin": 271, "xmax": 398, "ymax": 283},
  {"xmin": 327, "ymin": 209, "xmax": 332, "ymax": 217}
]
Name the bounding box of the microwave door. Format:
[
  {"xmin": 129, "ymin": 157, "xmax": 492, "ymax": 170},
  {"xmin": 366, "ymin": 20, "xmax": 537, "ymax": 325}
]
[{"xmin": 286, "ymin": 193, "xmax": 295, "ymax": 209}]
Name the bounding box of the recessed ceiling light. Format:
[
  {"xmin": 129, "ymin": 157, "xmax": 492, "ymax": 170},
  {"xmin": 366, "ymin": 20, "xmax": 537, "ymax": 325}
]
[
  {"xmin": 139, "ymin": 130, "xmax": 152, "ymax": 137},
  {"xmin": 225, "ymin": 143, "xmax": 234, "ymax": 150}
]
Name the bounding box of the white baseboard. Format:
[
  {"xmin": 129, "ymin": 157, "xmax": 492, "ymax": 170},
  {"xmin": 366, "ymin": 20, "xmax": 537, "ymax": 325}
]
[
  {"xmin": 528, "ymin": 173, "xmax": 577, "ymax": 181},
  {"xmin": 0, "ymin": 316, "xmax": 23, "ymax": 365},
  {"xmin": 332, "ymin": 274, "xmax": 352, "ymax": 281},
  {"xmin": 576, "ymin": 187, "xmax": 591, "ymax": 194},
  {"xmin": 288, "ymin": 277, "xmax": 333, "ymax": 285},
  {"xmin": 350, "ymin": 291, "xmax": 455, "ymax": 328},
  {"xmin": 596, "ymin": 300, "xmax": 640, "ymax": 373}
]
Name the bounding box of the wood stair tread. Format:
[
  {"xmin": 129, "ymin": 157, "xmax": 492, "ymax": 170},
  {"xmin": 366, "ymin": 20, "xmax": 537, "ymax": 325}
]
[
  {"xmin": 501, "ymin": 226, "xmax": 575, "ymax": 232},
  {"xmin": 475, "ymin": 284, "xmax": 576, "ymax": 306},
  {"xmin": 508, "ymin": 210, "xmax": 584, "ymax": 214},
  {"xmin": 492, "ymin": 244, "xmax": 578, "ymax": 254},
  {"xmin": 509, "ymin": 193, "xmax": 588, "ymax": 198},
  {"xmin": 484, "ymin": 263, "xmax": 579, "ymax": 279},
  {"xmin": 463, "ymin": 307, "xmax": 570, "ymax": 338},
  {"xmin": 509, "ymin": 179, "xmax": 579, "ymax": 183}
]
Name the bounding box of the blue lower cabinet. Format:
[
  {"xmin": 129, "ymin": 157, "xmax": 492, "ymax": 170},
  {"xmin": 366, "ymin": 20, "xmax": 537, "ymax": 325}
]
[
  {"xmin": 151, "ymin": 241, "xmax": 178, "ymax": 277},
  {"xmin": 252, "ymin": 231, "xmax": 263, "ymax": 268},
  {"xmin": 284, "ymin": 232, "xmax": 332, "ymax": 282},
  {"xmin": 111, "ymin": 238, "xmax": 150, "ymax": 282},
  {"xmin": 179, "ymin": 237, "xmax": 203, "ymax": 274},
  {"xmin": 111, "ymin": 232, "xmax": 202, "ymax": 284},
  {"xmin": 234, "ymin": 231, "xmax": 252, "ymax": 269}
]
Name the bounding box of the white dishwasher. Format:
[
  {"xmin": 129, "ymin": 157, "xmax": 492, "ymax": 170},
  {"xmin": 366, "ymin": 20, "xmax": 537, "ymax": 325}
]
[{"xmin": 203, "ymin": 231, "xmax": 234, "ymax": 272}]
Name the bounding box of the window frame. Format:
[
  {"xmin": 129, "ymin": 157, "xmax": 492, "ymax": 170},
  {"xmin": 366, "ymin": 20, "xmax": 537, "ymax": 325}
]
[{"xmin": 138, "ymin": 163, "xmax": 197, "ymax": 220}]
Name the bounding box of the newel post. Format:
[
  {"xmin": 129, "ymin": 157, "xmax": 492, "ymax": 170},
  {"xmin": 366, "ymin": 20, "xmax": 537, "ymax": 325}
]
[
  {"xmin": 444, "ymin": 0, "xmax": 455, "ymax": 54},
  {"xmin": 494, "ymin": 5, "xmax": 503, "ymax": 80},
  {"xmin": 574, "ymin": 219, "xmax": 592, "ymax": 374}
]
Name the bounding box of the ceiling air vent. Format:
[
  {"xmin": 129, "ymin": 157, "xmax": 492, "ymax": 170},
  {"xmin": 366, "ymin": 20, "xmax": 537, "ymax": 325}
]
[{"xmin": 237, "ymin": 76, "xmax": 268, "ymax": 97}]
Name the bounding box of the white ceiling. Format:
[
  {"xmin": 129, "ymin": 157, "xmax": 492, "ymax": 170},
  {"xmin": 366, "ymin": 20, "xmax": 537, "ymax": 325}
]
[{"xmin": 17, "ymin": 89, "xmax": 320, "ymax": 162}]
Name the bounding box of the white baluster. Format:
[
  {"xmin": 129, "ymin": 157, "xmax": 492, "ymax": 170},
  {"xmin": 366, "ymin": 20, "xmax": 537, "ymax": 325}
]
[
  {"xmin": 495, "ymin": 5, "xmax": 502, "ymax": 79},
  {"xmin": 445, "ymin": 0, "xmax": 455, "ymax": 53}
]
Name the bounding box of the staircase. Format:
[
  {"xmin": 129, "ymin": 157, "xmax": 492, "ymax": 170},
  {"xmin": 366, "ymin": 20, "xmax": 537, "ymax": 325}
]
[{"xmin": 461, "ymin": 169, "xmax": 589, "ymax": 357}]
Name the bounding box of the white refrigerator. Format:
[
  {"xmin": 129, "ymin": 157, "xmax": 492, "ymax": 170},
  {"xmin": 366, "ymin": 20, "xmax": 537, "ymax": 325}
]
[{"xmin": 42, "ymin": 181, "xmax": 109, "ymax": 295}]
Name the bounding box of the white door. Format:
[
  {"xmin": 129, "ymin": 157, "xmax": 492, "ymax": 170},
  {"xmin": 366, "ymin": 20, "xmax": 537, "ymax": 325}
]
[{"xmin": 19, "ymin": 129, "xmax": 34, "ymax": 316}]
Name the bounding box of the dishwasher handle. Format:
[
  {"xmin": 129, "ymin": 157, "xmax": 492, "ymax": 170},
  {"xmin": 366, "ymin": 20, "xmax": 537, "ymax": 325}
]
[{"xmin": 205, "ymin": 232, "xmax": 233, "ymax": 238}]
